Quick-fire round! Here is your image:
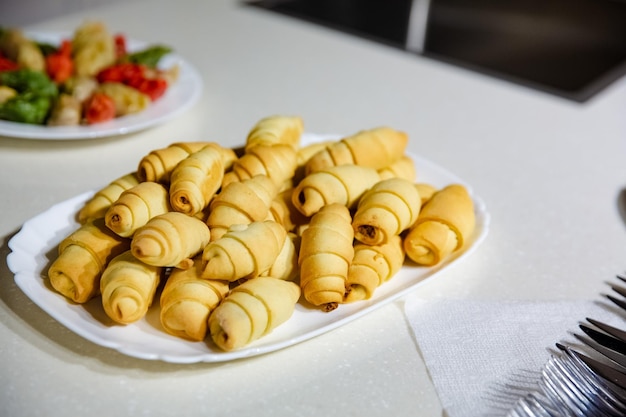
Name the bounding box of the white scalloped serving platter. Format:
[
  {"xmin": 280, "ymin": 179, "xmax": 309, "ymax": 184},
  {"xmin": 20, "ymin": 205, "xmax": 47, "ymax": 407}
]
[{"xmin": 7, "ymin": 133, "xmax": 490, "ymax": 362}]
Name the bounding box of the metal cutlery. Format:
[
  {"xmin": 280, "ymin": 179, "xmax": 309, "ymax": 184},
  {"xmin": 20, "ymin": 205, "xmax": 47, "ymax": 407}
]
[
  {"xmin": 508, "ymin": 274, "xmax": 626, "ymax": 416},
  {"xmin": 606, "ymin": 274, "xmax": 626, "ymax": 312}
]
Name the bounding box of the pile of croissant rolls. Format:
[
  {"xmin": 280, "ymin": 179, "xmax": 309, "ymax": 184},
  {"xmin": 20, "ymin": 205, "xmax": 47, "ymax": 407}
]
[{"xmin": 46, "ymin": 115, "xmax": 476, "ymax": 351}]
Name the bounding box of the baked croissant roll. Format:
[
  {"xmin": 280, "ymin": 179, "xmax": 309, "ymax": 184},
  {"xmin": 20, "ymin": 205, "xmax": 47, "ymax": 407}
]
[
  {"xmin": 268, "ymin": 188, "xmax": 309, "ymax": 233},
  {"xmin": 416, "ymin": 183, "xmax": 438, "ymax": 205},
  {"xmin": 291, "ymin": 164, "xmax": 381, "ymax": 217},
  {"xmin": 352, "ymin": 178, "xmax": 422, "ymax": 246},
  {"xmin": 169, "ymin": 144, "xmax": 226, "ymax": 216},
  {"xmin": 131, "ymin": 212, "xmax": 211, "ymax": 269},
  {"xmin": 403, "ymin": 184, "xmax": 475, "ymax": 266},
  {"xmin": 206, "ymin": 174, "xmax": 278, "ymax": 241},
  {"xmin": 378, "ymin": 155, "xmax": 417, "ymax": 181},
  {"xmin": 159, "ymin": 259, "xmax": 229, "ymax": 341},
  {"xmin": 48, "ymin": 219, "xmax": 130, "ymax": 303},
  {"xmin": 245, "ymin": 115, "xmax": 304, "ymax": 151},
  {"xmin": 104, "ymin": 181, "xmax": 170, "ymax": 238},
  {"xmin": 296, "ymin": 140, "xmax": 336, "ymax": 166},
  {"xmin": 294, "ymin": 139, "xmax": 336, "ymax": 183},
  {"xmin": 208, "ymin": 277, "xmax": 301, "ymax": 351},
  {"xmin": 100, "ymin": 250, "xmax": 162, "ymax": 324},
  {"xmin": 298, "ymin": 204, "xmax": 354, "ymax": 311},
  {"xmin": 77, "ymin": 172, "xmax": 140, "ymax": 224},
  {"xmin": 259, "ymin": 232, "xmax": 299, "ymax": 281},
  {"xmin": 344, "ymin": 236, "xmax": 405, "ymax": 302},
  {"xmin": 221, "ymin": 144, "xmax": 297, "ymax": 191},
  {"xmin": 137, "ymin": 142, "xmax": 231, "ymax": 184},
  {"xmin": 304, "ymin": 127, "xmax": 408, "ymax": 175},
  {"xmin": 202, "ymin": 221, "xmax": 287, "ymax": 281}
]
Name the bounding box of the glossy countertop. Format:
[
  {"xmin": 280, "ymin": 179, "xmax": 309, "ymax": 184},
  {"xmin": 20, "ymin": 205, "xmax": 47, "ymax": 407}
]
[{"xmin": 1, "ymin": 1, "xmax": 625, "ymax": 416}]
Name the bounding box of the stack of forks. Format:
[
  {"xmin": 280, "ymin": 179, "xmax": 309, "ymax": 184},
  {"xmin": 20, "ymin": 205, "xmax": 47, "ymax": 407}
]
[{"xmin": 508, "ymin": 274, "xmax": 626, "ymax": 416}]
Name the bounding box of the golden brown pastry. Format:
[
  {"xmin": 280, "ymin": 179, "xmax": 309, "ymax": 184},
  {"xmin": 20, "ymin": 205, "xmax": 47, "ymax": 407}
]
[
  {"xmin": 304, "ymin": 127, "xmax": 408, "ymax": 174},
  {"xmin": 100, "ymin": 250, "xmax": 162, "ymax": 324},
  {"xmin": 72, "ymin": 21, "xmax": 116, "ymax": 76},
  {"xmin": 403, "ymin": 184, "xmax": 475, "ymax": 266},
  {"xmin": 159, "ymin": 259, "xmax": 229, "ymax": 341},
  {"xmin": 221, "ymin": 144, "xmax": 297, "ymax": 191},
  {"xmin": 202, "ymin": 221, "xmax": 287, "ymax": 281},
  {"xmin": 137, "ymin": 142, "xmax": 222, "ymax": 184},
  {"xmin": 267, "ymin": 188, "xmax": 309, "ymax": 233},
  {"xmin": 291, "ymin": 164, "xmax": 381, "ymax": 217},
  {"xmin": 293, "ymin": 139, "xmax": 336, "ymax": 183},
  {"xmin": 352, "ymin": 178, "xmax": 422, "ymax": 246},
  {"xmin": 131, "ymin": 212, "xmax": 211, "ymax": 269},
  {"xmin": 404, "ymin": 221, "xmax": 457, "ymax": 266},
  {"xmin": 48, "ymin": 219, "xmax": 130, "ymax": 303},
  {"xmin": 104, "ymin": 181, "xmax": 170, "ymax": 238},
  {"xmin": 298, "ymin": 204, "xmax": 354, "ymax": 311},
  {"xmin": 296, "ymin": 139, "xmax": 336, "ymax": 166},
  {"xmin": 208, "ymin": 277, "xmax": 301, "ymax": 351},
  {"xmin": 259, "ymin": 232, "xmax": 299, "ymax": 281},
  {"xmin": 77, "ymin": 172, "xmax": 140, "ymax": 224},
  {"xmin": 377, "ymin": 155, "xmax": 417, "ymax": 181},
  {"xmin": 245, "ymin": 115, "xmax": 303, "ymax": 151},
  {"xmin": 206, "ymin": 174, "xmax": 278, "ymax": 241},
  {"xmin": 169, "ymin": 144, "xmax": 226, "ymax": 216},
  {"xmin": 344, "ymin": 236, "xmax": 405, "ymax": 302},
  {"xmin": 416, "ymin": 183, "xmax": 438, "ymax": 205}
]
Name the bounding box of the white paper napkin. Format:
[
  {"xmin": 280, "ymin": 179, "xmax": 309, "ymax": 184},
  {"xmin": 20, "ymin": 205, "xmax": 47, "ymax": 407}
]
[{"xmin": 404, "ymin": 296, "xmax": 625, "ymax": 417}]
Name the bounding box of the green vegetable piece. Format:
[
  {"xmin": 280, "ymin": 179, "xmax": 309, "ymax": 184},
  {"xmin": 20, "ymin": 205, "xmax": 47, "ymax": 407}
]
[
  {"xmin": 0, "ymin": 92, "xmax": 52, "ymax": 124},
  {"xmin": 36, "ymin": 42, "xmax": 59, "ymax": 56},
  {"xmin": 0, "ymin": 69, "xmax": 58, "ymax": 98},
  {"xmin": 125, "ymin": 45, "xmax": 172, "ymax": 68}
]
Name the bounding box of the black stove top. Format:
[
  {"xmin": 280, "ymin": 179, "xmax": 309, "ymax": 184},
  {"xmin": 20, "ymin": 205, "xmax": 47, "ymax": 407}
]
[{"xmin": 247, "ymin": 0, "xmax": 626, "ymax": 102}]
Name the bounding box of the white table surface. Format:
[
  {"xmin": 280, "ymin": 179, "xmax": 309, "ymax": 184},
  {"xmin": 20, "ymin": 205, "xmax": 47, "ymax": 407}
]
[{"xmin": 1, "ymin": 1, "xmax": 625, "ymax": 416}]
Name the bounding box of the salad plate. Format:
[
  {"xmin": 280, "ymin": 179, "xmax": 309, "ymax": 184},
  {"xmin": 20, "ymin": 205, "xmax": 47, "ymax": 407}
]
[
  {"xmin": 0, "ymin": 31, "xmax": 202, "ymax": 140},
  {"xmin": 7, "ymin": 133, "xmax": 490, "ymax": 363}
]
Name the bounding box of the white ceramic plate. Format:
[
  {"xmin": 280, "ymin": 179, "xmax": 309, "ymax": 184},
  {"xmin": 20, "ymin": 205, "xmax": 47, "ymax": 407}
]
[
  {"xmin": 7, "ymin": 134, "xmax": 490, "ymax": 363},
  {"xmin": 0, "ymin": 31, "xmax": 203, "ymax": 140}
]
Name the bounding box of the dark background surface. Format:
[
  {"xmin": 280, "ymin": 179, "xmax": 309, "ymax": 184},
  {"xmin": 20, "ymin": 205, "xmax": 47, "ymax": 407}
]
[{"xmin": 247, "ymin": 0, "xmax": 626, "ymax": 102}]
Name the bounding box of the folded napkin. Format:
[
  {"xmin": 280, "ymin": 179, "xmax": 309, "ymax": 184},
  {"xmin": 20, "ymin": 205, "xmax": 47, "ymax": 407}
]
[{"xmin": 404, "ymin": 296, "xmax": 624, "ymax": 417}]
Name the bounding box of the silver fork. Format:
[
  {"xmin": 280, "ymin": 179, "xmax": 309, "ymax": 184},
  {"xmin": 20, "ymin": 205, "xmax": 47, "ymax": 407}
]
[
  {"xmin": 605, "ymin": 274, "xmax": 626, "ymax": 312},
  {"xmin": 508, "ymin": 274, "xmax": 626, "ymax": 416},
  {"xmin": 509, "ymin": 345, "xmax": 626, "ymax": 416},
  {"xmin": 573, "ymin": 275, "xmax": 626, "ymax": 390}
]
